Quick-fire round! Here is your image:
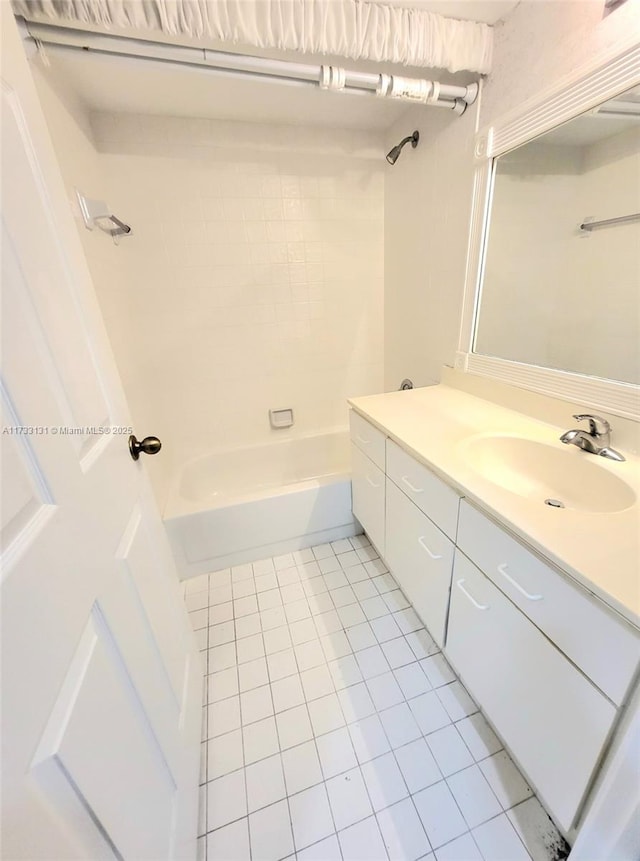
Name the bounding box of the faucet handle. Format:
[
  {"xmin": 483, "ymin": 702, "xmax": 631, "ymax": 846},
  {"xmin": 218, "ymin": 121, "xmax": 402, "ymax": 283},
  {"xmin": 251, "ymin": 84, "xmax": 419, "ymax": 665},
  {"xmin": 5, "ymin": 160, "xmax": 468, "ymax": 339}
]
[{"xmin": 573, "ymin": 414, "xmax": 611, "ymax": 436}]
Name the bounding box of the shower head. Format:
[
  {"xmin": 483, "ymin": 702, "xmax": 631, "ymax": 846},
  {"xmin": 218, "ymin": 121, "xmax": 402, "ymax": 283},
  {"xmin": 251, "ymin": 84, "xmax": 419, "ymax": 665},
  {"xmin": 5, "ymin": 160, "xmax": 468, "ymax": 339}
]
[{"xmin": 386, "ymin": 130, "xmax": 419, "ymax": 165}]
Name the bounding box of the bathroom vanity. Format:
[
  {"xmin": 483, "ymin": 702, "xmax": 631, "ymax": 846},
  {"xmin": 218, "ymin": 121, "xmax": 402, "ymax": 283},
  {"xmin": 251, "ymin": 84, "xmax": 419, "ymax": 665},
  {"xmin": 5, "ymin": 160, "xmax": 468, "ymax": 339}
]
[{"xmin": 349, "ymin": 380, "xmax": 640, "ymax": 841}]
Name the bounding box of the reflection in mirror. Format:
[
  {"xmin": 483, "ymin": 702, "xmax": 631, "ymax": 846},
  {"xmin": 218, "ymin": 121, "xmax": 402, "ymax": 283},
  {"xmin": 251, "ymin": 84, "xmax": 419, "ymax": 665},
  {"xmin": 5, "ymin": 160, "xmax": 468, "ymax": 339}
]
[{"xmin": 474, "ymin": 85, "xmax": 640, "ymax": 385}]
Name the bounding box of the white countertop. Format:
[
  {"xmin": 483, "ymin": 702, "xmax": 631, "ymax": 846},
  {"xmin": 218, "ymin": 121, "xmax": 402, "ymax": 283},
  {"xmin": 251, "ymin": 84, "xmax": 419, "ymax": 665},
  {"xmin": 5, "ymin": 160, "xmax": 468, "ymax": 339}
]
[{"xmin": 349, "ymin": 385, "xmax": 640, "ymax": 630}]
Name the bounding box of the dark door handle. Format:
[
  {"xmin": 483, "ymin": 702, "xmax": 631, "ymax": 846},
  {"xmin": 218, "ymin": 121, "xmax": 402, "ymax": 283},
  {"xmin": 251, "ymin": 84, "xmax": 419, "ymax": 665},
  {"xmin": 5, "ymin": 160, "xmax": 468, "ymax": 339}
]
[{"xmin": 129, "ymin": 434, "xmax": 162, "ymax": 461}]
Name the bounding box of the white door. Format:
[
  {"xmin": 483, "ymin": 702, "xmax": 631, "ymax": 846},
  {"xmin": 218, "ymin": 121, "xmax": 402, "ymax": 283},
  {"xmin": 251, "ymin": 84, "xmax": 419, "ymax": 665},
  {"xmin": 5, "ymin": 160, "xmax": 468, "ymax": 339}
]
[{"xmin": 1, "ymin": 9, "xmax": 203, "ymax": 860}]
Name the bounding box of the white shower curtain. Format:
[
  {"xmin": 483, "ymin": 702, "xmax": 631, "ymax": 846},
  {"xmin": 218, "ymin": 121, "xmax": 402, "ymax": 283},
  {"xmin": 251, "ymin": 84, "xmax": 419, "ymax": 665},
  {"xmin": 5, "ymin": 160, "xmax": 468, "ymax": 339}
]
[{"xmin": 12, "ymin": 0, "xmax": 493, "ymax": 73}]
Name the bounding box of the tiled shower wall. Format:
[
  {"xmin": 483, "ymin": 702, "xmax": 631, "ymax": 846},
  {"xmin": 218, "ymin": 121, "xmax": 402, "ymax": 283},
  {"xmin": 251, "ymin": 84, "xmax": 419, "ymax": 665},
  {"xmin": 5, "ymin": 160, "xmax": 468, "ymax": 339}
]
[{"xmin": 90, "ymin": 114, "xmax": 385, "ymax": 503}]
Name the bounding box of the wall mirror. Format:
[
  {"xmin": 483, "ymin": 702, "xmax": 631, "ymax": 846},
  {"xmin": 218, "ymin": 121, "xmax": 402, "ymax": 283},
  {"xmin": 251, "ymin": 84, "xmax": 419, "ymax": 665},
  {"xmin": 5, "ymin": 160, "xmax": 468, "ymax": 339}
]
[{"xmin": 458, "ymin": 43, "xmax": 640, "ymax": 419}]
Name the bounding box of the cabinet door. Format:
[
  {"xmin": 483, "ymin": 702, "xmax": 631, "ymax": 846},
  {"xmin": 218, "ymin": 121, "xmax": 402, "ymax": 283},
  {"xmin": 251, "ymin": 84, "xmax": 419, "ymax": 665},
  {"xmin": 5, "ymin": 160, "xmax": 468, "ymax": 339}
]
[
  {"xmin": 385, "ymin": 479, "xmax": 454, "ymax": 647},
  {"xmin": 447, "ymin": 552, "xmax": 616, "ymax": 833},
  {"xmin": 351, "ymin": 443, "xmax": 385, "ymax": 556}
]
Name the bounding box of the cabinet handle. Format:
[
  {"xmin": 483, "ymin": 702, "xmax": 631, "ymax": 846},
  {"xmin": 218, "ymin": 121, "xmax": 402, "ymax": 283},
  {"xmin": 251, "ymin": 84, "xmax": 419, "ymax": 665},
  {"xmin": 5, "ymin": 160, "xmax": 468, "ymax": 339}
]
[
  {"xmin": 356, "ymin": 434, "xmax": 371, "ymax": 446},
  {"xmin": 417, "ymin": 536, "xmax": 442, "ymax": 560},
  {"xmin": 366, "ymin": 475, "xmax": 380, "ymax": 488},
  {"xmin": 497, "ymin": 564, "xmax": 543, "ymax": 601},
  {"xmin": 456, "ymin": 578, "xmax": 489, "ymax": 610},
  {"xmin": 401, "ymin": 476, "xmax": 424, "ymax": 494}
]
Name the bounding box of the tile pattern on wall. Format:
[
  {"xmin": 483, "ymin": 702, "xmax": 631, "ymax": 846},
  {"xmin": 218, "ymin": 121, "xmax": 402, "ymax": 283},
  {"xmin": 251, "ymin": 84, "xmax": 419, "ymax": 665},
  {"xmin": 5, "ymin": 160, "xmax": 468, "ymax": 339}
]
[
  {"xmin": 90, "ymin": 114, "xmax": 385, "ymax": 479},
  {"xmin": 185, "ymin": 536, "xmax": 569, "ymax": 861}
]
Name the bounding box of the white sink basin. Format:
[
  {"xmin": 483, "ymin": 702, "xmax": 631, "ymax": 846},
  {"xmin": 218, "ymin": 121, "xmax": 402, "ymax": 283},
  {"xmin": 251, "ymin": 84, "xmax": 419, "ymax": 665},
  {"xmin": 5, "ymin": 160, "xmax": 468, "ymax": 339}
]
[{"xmin": 460, "ymin": 435, "xmax": 636, "ymax": 513}]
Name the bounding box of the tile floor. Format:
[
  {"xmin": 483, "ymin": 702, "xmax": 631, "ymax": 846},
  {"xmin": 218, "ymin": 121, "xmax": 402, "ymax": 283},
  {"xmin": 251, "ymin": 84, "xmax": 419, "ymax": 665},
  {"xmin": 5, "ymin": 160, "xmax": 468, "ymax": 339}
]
[{"xmin": 184, "ymin": 535, "xmax": 569, "ymax": 861}]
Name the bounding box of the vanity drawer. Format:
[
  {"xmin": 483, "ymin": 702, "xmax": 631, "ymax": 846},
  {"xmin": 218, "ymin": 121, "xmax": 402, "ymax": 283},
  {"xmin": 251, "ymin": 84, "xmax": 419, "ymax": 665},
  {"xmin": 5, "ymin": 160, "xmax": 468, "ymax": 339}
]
[
  {"xmin": 457, "ymin": 500, "xmax": 639, "ymax": 706},
  {"xmin": 351, "ymin": 443, "xmax": 385, "ymax": 556},
  {"xmin": 385, "ymin": 478, "xmax": 454, "ymax": 646},
  {"xmin": 447, "ymin": 551, "xmax": 616, "ymax": 833},
  {"xmin": 386, "ymin": 439, "xmax": 460, "ymax": 540},
  {"xmin": 350, "ymin": 411, "xmax": 386, "ymax": 471}
]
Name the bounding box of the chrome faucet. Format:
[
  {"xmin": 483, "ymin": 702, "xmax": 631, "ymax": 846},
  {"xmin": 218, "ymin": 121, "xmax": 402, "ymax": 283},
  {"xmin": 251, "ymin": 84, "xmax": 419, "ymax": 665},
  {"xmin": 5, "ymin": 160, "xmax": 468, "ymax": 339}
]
[{"xmin": 559, "ymin": 414, "xmax": 625, "ymax": 462}]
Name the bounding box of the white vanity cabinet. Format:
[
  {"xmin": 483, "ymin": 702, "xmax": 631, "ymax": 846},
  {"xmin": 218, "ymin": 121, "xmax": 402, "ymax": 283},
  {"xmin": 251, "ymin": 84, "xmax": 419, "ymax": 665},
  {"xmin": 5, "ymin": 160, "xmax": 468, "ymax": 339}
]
[
  {"xmin": 447, "ymin": 550, "xmax": 617, "ymax": 833},
  {"xmin": 350, "ymin": 412, "xmax": 386, "ymax": 555}
]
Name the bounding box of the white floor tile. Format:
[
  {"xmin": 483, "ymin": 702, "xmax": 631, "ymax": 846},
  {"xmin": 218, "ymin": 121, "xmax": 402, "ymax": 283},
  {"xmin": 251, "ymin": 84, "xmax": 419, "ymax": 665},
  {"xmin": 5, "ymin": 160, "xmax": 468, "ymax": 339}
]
[
  {"xmin": 233, "ymin": 579, "xmax": 257, "ymax": 599},
  {"xmin": 185, "ymin": 573, "xmax": 210, "ymax": 595},
  {"xmin": 434, "ymin": 832, "xmax": 483, "ymax": 861},
  {"xmin": 263, "ymin": 625, "xmax": 293, "ymax": 655},
  {"xmin": 455, "ymin": 713, "xmax": 502, "ymax": 762},
  {"xmin": 394, "ymin": 737, "xmax": 442, "ymax": 793},
  {"xmin": 337, "ymin": 682, "xmax": 377, "ymax": 724},
  {"xmin": 199, "ymin": 784, "xmax": 207, "ymax": 836},
  {"xmin": 381, "ymin": 636, "xmax": 418, "ymax": 669},
  {"xmin": 290, "ymin": 618, "xmax": 318, "ymax": 645},
  {"xmin": 352, "ymin": 580, "xmax": 378, "ymax": 601},
  {"xmin": 315, "ymin": 610, "xmax": 342, "ymax": 635},
  {"xmin": 331, "ymin": 539, "xmax": 353, "ymax": 554},
  {"xmin": 258, "ymin": 589, "xmax": 284, "ymax": 612},
  {"xmin": 243, "ymin": 715, "xmax": 280, "ymax": 764},
  {"xmin": 273, "ymin": 553, "xmax": 296, "ymax": 570},
  {"xmin": 312, "ymin": 543, "xmax": 335, "ymax": 560},
  {"xmin": 190, "ymin": 608, "xmax": 209, "ymax": 631},
  {"xmin": 405, "ymin": 628, "xmax": 438, "ymax": 661},
  {"xmin": 210, "ymin": 585, "xmax": 234, "ymax": 607},
  {"xmin": 379, "ymin": 702, "xmax": 422, "ymax": 749},
  {"xmin": 344, "ymin": 563, "xmax": 370, "ymax": 584},
  {"xmin": 364, "ymin": 557, "xmax": 388, "ymax": 576},
  {"xmin": 246, "ymin": 753, "xmax": 287, "ymax": 813},
  {"xmin": 506, "ymin": 796, "xmax": 569, "ymax": 861},
  {"xmin": 298, "ymin": 560, "xmax": 321, "ymax": 578},
  {"xmin": 320, "ymin": 630, "xmax": 352, "ymax": 660},
  {"xmin": 186, "ymin": 592, "xmax": 209, "ymax": 613},
  {"xmin": 241, "ymin": 684, "xmax": 274, "ymax": 725},
  {"xmin": 207, "ymin": 729, "xmax": 244, "ymax": 779},
  {"xmin": 308, "ymin": 692, "xmax": 346, "ymax": 735},
  {"xmin": 277, "ymin": 567, "xmax": 301, "ymax": 587},
  {"xmin": 308, "ymin": 592, "xmax": 335, "ymax": 614},
  {"xmin": 318, "ymin": 555, "xmax": 342, "ymax": 575},
  {"xmin": 297, "ymin": 834, "xmax": 342, "ymax": 861},
  {"xmin": 361, "ymin": 752, "xmax": 408, "ymax": 811},
  {"xmin": 209, "ymin": 643, "xmax": 237, "ymax": 673},
  {"xmin": 355, "ymin": 644, "xmax": 390, "ymax": 680},
  {"xmin": 394, "ymin": 663, "xmax": 431, "ymax": 700},
  {"xmin": 447, "ymin": 764, "xmax": 503, "ymax": 829},
  {"xmin": 328, "ymin": 655, "xmax": 363, "ymax": 690},
  {"xmin": 324, "ymin": 570, "xmax": 349, "ymax": 590},
  {"xmin": 413, "ymin": 781, "xmax": 468, "ymax": 849},
  {"xmin": 367, "ymin": 671, "xmax": 405, "ymax": 711},
  {"xmin": 437, "ymin": 681, "xmax": 478, "ymax": 722},
  {"xmin": 235, "ymin": 613, "xmax": 262, "ymax": 639},
  {"xmin": 300, "ymin": 665, "xmax": 335, "ymax": 701},
  {"xmin": 295, "ymin": 639, "xmax": 326, "ymax": 671},
  {"xmin": 208, "ymin": 696, "xmax": 241, "ymax": 738},
  {"xmin": 209, "ymin": 569, "xmax": 231, "ymax": 588},
  {"xmin": 249, "ymin": 799, "xmax": 294, "ymax": 861},
  {"xmin": 210, "ymin": 602, "xmax": 234, "ymax": 625},
  {"xmin": 285, "ymin": 598, "xmax": 312, "ymax": 623},
  {"xmin": 370, "ymin": 614, "xmax": 403, "ymax": 643},
  {"xmin": 271, "ymin": 674, "xmax": 305, "ymax": 713},
  {"xmin": 472, "ymin": 813, "xmax": 531, "ymax": 860},
  {"xmin": 236, "ymin": 633, "xmax": 265, "ymax": 665},
  {"xmin": 261, "ymin": 606, "xmax": 288, "ymax": 630},
  {"xmin": 377, "ymin": 798, "xmax": 432, "ymax": 861},
  {"xmin": 267, "ymin": 648, "xmax": 298, "ymax": 682},
  {"xmin": 281, "ymin": 583, "xmax": 306, "ymax": 604},
  {"xmin": 426, "ymin": 726, "xmax": 475, "ymax": 777},
  {"xmin": 350, "ymin": 535, "xmax": 371, "ymax": 549},
  {"xmin": 253, "ymin": 558, "xmax": 275, "ymax": 576},
  {"xmin": 479, "ymin": 751, "xmax": 533, "ymax": 810},
  {"xmin": 234, "ymin": 595, "xmax": 259, "ymax": 618},
  {"xmin": 316, "ymin": 726, "xmax": 358, "ymax": 778},
  {"xmin": 232, "ymin": 563, "xmax": 254, "ymax": 581},
  {"xmin": 207, "ymin": 769, "xmax": 247, "ymax": 830},
  {"xmin": 348, "ymin": 714, "xmax": 391, "ymax": 763},
  {"xmin": 408, "ymin": 691, "xmax": 451, "ymax": 736},
  {"xmin": 338, "ymin": 815, "xmax": 388, "ymax": 861},
  {"xmin": 194, "ymin": 629, "xmax": 208, "ymax": 652},
  {"xmin": 326, "ymin": 766, "xmax": 373, "ymax": 830},
  {"xmin": 361, "ymin": 596, "xmax": 390, "ymax": 620},
  {"xmin": 303, "ymin": 576, "xmax": 328, "ymax": 598},
  {"xmin": 208, "ymin": 667, "xmax": 239, "ymax": 703},
  {"xmin": 255, "ymin": 573, "xmax": 279, "ymax": 593},
  {"xmin": 276, "ymin": 704, "xmax": 314, "ymax": 749},
  {"xmin": 346, "ymin": 622, "xmax": 378, "ymax": 651},
  {"xmin": 337, "ymin": 603, "xmax": 367, "ymax": 628},
  {"xmin": 382, "ymin": 590, "xmax": 410, "ymax": 613},
  {"xmin": 207, "ymin": 817, "xmax": 251, "ymax": 861},
  {"xmin": 289, "ymin": 783, "xmax": 335, "ymax": 851},
  {"xmin": 372, "ymin": 572, "xmax": 397, "ymax": 593},
  {"xmin": 239, "ymin": 657, "xmax": 269, "ymax": 692},
  {"xmin": 420, "ymin": 654, "xmax": 457, "ymax": 689},
  {"xmin": 337, "ymin": 550, "xmax": 361, "ymax": 569},
  {"xmin": 282, "ymin": 740, "xmax": 323, "ymax": 795},
  {"xmin": 393, "ymin": 608, "xmax": 423, "ymax": 634},
  {"xmin": 331, "ymin": 585, "xmax": 358, "ymax": 607}
]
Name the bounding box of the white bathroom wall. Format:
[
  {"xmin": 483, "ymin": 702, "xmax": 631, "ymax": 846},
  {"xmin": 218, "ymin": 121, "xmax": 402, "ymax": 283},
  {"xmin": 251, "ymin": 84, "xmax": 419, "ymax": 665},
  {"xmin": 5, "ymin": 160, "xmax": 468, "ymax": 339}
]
[
  {"xmin": 33, "ymin": 68, "xmax": 385, "ymax": 506},
  {"xmin": 383, "ymin": 102, "xmax": 478, "ymax": 390}
]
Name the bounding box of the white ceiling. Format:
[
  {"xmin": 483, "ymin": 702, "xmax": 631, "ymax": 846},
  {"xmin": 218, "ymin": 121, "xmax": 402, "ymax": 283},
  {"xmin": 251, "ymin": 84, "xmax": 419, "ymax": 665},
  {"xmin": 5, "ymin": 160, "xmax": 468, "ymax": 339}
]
[{"xmin": 359, "ymin": 0, "xmax": 520, "ymax": 24}]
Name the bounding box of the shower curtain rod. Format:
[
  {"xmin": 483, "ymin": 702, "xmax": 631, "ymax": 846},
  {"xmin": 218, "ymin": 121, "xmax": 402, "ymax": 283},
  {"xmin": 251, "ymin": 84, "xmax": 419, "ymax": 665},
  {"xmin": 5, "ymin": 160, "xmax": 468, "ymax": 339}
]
[{"xmin": 22, "ymin": 20, "xmax": 479, "ymax": 114}]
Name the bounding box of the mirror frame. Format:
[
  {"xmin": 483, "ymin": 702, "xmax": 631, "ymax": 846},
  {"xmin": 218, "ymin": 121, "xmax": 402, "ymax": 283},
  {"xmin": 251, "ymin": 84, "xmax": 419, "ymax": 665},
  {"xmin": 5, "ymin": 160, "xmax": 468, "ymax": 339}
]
[{"xmin": 456, "ymin": 38, "xmax": 640, "ymax": 420}]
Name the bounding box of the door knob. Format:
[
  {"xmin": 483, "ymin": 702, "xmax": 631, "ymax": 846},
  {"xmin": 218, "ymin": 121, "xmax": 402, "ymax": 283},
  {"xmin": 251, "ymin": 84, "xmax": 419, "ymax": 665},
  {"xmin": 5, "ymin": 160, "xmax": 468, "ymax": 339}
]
[{"xmin": 129, "ymin": 434, "xmax": 162, "ymax": 461}]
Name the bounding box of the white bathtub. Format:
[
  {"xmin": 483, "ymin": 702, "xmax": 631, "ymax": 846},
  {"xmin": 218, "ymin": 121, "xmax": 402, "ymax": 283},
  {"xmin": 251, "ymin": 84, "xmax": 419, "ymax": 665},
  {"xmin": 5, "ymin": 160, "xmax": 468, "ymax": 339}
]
[{"xmin": 163, "ymin": 430, "xmax": 357, "ymax": 578}]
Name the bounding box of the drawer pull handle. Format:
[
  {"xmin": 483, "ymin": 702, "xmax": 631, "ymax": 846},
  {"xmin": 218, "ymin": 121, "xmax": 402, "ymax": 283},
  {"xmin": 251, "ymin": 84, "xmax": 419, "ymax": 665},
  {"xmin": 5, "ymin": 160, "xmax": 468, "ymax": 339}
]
[
  {"xmin": 356, "ymin": 434, "xmax": 371, "ymax": 446},
  {"xmin": 366, "ymin": 475, "xmax": 380, "ymax": 488},
  {"xmin": 497, "ymin": 564, "xmax": 543, "ymax": 601},
  {"xmin": 401, "ymin": 476, "xmax": 424, "ymax": 494},
  {"xmin": 418, "ymin": 536, "xmax": 442, "ymax": 560},
  {"xmin": 456, "ymin": 579, "xmax": 489, "ymax": 611}
]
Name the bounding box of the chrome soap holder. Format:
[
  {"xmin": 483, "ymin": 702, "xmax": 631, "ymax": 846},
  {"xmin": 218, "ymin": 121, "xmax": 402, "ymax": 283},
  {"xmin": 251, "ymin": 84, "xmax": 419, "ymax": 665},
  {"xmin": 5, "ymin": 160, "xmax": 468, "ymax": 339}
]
[{"xmin": 76, "ymin": 190, "xmax": 132, "ymax": 242}]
